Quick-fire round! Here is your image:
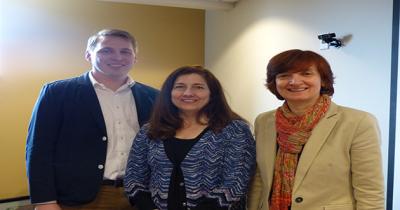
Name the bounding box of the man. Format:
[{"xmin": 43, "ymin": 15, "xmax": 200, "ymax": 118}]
[{"xmin": 26, "ymin": 29, "xmax": 158, "ymax": 210}]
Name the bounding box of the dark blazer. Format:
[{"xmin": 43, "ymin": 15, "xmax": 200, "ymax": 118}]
[{"xmin": 26, "ymin": 72, "xmax": 159, "ymax": 205}]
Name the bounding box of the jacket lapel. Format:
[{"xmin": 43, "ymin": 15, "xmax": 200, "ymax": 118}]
[
  {"xmin": 76, "ymin": 72, "xmax": 106, "ymax": 133},
  {"xmin": 258, "ymin": 112, "xmax": 278, "ymax": 190},
  {"xmin": 131, "ymin": 83, "xmax": 154, "ymax": 126},
  {"xmin": 132, "ymin": 84, "xmax": 143, "ymax": 126},
  {"xmin": 293, "ymin": 102, "xmax": 339, "ymax": 192}
]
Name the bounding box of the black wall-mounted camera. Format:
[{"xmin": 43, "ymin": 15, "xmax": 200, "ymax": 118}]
[
  {"xmin": 318, "ymin": 33, "xmax": 336, "ymax": 41},
  {"xmin": 318, "ymin": 33, "xmax": 342, "ymax": 48}
]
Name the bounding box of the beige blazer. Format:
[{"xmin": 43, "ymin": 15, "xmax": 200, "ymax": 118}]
[{"xmin": 248, "ymin": 102, "xmax": 385, "ymax": 210}]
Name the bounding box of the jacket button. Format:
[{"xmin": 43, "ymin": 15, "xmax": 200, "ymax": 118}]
[
  {"xmin": 295, "ymin": 197, "xmax": 303, "ymax": 203},
  {"xmin": 102, "ymin": 136, "xmax": 107, "ymax": 141},
  {"xmin": 98, "ymin": 164, "xmax": 104, "ymax": 169}
]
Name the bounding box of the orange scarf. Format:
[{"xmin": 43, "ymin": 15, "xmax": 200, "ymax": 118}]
[{"xmin": 269, "ymin": 95, "xmax": 331, "ymax": 210}]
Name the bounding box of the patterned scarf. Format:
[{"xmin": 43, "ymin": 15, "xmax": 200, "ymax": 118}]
[{"xmin": 269, "ymin": 95, "xmax": 331, "ymax": 210}]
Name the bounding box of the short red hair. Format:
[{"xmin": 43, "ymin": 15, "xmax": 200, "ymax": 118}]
[{"xmin": 266, "ymin": 49, "xmax": 335, "ymax": 100}]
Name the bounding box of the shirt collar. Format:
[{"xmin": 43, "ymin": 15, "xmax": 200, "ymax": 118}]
[{"xmin": 89, "ymin": 70, "xmax": 135, "ymax": 90}]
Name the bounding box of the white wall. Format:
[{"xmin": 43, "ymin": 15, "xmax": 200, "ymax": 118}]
[{"xmin": 205, "ymin": 0, "xmax": 392, "ymax": 206}]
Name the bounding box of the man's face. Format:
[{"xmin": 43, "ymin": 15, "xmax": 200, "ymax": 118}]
[{"xmin": 86, "ymin": 36, "xmax": 136, "ymax": 79}]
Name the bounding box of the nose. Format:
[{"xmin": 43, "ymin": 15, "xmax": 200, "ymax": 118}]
[
  {"xmin": 112, "ymin": 52, "xmax": 123, "ymax": 60},
  {"xmin": 288, "ymin": 74, "xmax": 300, "ymax": 84},
  {"xmin": 183, "ymin": 87, "xmax": 194, "ymax": 96}
]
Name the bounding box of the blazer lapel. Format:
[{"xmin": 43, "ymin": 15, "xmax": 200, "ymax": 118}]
[
  {"xmin": 293, "ymin": 102, "xmax": 339, "ymax": 192},
  {"xmin": 257, "ymin": 112, "xmax": 278, "ymax": 190},
  {"xmin": 76, "ymin": 73, "xmax": 107, "ymax": 133},
  {"xmin": 131, "ymin": 83, "xmax": 154, "ymax": 126}
]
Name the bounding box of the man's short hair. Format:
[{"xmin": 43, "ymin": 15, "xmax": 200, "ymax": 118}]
[{"xmin": 86, "ymin": 29, "xmax": 138, "ymax": 54}]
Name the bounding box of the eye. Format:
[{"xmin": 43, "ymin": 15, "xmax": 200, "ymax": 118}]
[
  {"xmin": 98, "ymin": 48, "xmax": 112, "ymax": 54},
  {"xmin": 173, "ymin": 84, "xmax": 185, "ymax": 90},
  {"xmin": 121, "ymin": 49, "xmax": 133, "ymax": 55},
  {"xmin": 302, "ymin": 70, "xmax": 314, "ymax": 76},
  {"xmin": 276, "ymin": 73, "xmax": 290, "ymax": 79},
  {"xmin": 193, "ymin": 85, "xmax": 205, "ymax": 90}
]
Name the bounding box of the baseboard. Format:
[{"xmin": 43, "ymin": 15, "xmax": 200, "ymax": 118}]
[{"xmin": 0, "ymin": 197, "xmax": 32, "ymax": 210}]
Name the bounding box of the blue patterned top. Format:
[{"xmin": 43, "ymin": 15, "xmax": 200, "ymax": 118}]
[{"xmin": 124, "ymin": 120, "xmax": 256, "ymax": 210}]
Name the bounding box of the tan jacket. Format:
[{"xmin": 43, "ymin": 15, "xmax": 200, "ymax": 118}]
[{"xmin": 248, "ymin": 102, "xmax": 385, "ymax": 210}]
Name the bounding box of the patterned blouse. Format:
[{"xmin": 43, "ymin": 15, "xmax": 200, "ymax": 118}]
[{"xmin": 124, "ymin": 120, "xmax": 256, "ymax": 210}]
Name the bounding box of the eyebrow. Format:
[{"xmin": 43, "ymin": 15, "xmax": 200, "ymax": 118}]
[
  {"xmin": 174, "ymin": 82, "xmax": 206, "ymax": 86},
  {"xmin": 99, "ymin": 46, "xmax": 132, "ymax": 50}
]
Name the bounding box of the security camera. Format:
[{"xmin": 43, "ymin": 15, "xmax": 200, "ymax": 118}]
[
  {"xmin": 318, "ymin": 33, "xmax": 336, "ymax": 42},
  {"xmin": 317, "ymin": 33, "xmax": 342, "ymax": 49}
]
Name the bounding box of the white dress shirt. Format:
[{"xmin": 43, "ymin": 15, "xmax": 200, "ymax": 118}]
[{"xmin": 89, "ymin": 72, "xmax": 140, "ymax": 180}]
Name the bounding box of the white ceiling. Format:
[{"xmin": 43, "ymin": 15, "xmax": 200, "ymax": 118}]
[{"xmin": 99, "ymin": 0, "xmax": 240, "ymax": 10}]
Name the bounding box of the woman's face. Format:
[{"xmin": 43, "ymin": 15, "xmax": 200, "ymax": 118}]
[
  {"xmin": 171, "ymin": 73, "xmax": 210, "ymax": 116},
  {"xmin": 275, "ymin": 65, "xmax": 322, "ymax": 108}
]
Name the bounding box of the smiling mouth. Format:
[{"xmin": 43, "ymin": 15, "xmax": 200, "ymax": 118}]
[
  {"xmin": 288, "ymin": 88, "xmax": 307, "ymax": 92},
  {"xmin": 181, "ymin": 99, "xmax": 197, "ymax": 103},
  {"xmin": 108, "ymin": 64, "xmax": 125, "ymax": 67}
]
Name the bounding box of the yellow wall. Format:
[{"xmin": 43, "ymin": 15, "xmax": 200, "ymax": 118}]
[{"xmin": 0, "ymin": 0, "xmax": 204, "ymax": 199}]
